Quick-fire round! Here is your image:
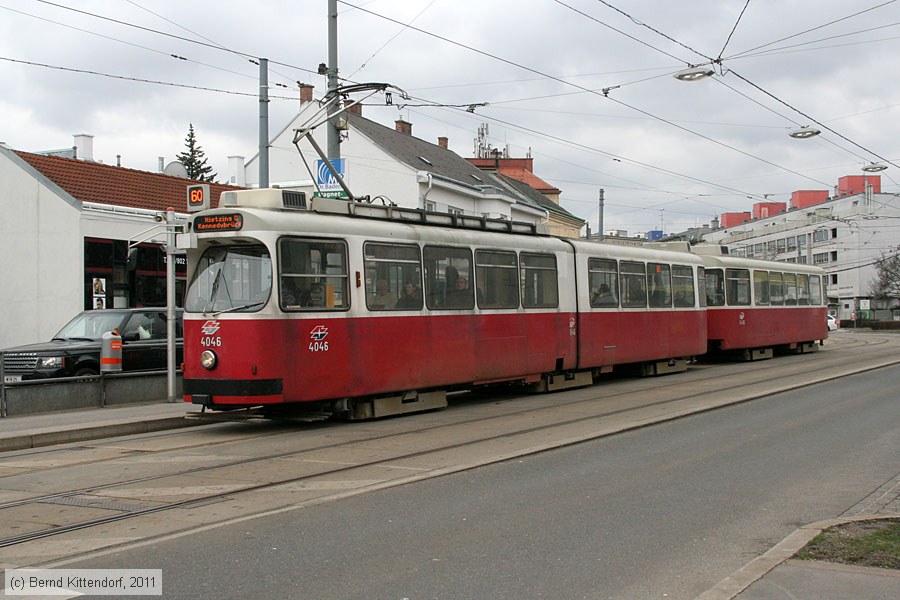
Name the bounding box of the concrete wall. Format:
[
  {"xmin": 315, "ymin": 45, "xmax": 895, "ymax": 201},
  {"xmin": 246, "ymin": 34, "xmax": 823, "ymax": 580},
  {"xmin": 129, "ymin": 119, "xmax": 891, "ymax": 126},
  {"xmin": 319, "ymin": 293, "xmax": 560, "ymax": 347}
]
[{"xmin": 1, "ymin": 372, "xmax": 184, "ymax": 417}]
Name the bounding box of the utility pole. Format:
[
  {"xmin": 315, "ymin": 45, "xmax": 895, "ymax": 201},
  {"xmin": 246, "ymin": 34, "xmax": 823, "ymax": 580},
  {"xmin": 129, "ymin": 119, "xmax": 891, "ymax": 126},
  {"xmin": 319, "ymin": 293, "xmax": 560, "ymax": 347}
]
[
  {"xmin": 327, "ymin": 0, "xmax": 340, "ymax": 160},
  {"xmin": 259, "ymin": 57, "xmax": 269, "ymax": 188},
  {"xmin": 598, "ymin": 188, "xmax": 605, "ymax": 241},
  {"xmin": 165, "ymin": 208, "xmax": 177, "ymax": 403}
]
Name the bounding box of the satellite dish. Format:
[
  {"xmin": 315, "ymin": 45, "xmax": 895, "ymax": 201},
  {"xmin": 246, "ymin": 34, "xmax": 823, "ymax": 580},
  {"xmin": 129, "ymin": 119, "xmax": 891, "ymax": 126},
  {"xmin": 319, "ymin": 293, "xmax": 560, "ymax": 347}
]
[{"xmin": 163, "ymin": 161, "xmax": 189, "ymax": 178}]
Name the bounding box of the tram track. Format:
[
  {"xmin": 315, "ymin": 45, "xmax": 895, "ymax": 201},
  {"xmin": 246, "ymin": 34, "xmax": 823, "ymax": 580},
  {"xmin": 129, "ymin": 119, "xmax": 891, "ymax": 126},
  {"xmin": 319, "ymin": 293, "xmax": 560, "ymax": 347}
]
[
  {"xmin": 0, "ymin": 333, "xmax": 897, "ymax": 558},
  {"xmin": 0, "ymin": 333, "xmax": 882, "ymax": 490}
]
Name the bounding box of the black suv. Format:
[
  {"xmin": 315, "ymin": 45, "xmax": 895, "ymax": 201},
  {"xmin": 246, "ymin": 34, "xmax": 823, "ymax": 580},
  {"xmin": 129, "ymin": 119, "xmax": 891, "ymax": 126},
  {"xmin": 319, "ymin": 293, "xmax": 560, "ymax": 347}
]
[{"xmin": 2, "ymin": 308, "xmax": 183, "ymax": 381}]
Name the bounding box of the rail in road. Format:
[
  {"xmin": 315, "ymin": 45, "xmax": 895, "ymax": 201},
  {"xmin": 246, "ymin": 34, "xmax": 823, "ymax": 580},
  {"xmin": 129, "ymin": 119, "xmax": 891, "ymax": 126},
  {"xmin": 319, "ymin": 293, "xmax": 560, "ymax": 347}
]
[{"xmin": 0, "ymin": 332, "xmax": 898, "ymax": 569}]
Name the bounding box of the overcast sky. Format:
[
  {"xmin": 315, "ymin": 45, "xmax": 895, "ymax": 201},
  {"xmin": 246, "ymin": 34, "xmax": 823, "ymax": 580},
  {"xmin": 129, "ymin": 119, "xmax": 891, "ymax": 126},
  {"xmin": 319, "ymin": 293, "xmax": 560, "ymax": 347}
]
[{"xmin": 2, "ymin": 0, "xmax": 899, "ymax": 235}]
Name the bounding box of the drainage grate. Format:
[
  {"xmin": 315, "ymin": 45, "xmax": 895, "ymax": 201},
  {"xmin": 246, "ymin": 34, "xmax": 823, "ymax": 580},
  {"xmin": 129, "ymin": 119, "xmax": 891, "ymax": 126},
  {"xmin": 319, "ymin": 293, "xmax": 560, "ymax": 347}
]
[{"xmin": 39, "ymin": 494, "xmax": 152, "ymax": 513}]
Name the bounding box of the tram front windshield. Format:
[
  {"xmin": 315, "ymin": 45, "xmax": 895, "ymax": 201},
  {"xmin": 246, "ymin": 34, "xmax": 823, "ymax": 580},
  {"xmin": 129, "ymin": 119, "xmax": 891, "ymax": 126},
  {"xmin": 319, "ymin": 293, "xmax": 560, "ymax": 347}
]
[{"xmin": 185, "ymin": 244, "xmax": 272, "ymax": 314}]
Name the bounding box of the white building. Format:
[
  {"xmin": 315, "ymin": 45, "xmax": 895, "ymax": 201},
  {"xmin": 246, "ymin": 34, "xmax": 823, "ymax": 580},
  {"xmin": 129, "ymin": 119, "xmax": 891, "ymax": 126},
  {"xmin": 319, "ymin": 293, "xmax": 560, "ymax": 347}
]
[
  {"xmin": 238, "ymin": 86, "xmax": 549, "ymax": 225},
  {"xmin": 0, "ymin": 141, "xmax": 240, "ymax": 348},
  {"xmin": 702, "ymin": 176, "xmax": 900, "ymax": 322}
]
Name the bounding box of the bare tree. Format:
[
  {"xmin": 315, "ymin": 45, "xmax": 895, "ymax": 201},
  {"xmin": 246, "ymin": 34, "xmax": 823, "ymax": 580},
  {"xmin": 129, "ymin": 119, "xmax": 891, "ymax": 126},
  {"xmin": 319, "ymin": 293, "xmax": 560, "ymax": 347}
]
[{"xmin": 869, "ymin": 251, "xmax": 900, "ymax": 308}]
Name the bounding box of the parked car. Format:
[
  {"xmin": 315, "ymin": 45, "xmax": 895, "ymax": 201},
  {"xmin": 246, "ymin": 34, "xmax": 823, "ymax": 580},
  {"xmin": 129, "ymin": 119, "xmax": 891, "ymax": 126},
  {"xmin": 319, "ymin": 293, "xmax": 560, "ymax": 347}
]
[
  {"xmin": 2, "ymin": 308, "xmax": 183, "ymax": 382},
  {"xmin": 827, "ymin": 314, "xmax": 839, "ymax": 331}
]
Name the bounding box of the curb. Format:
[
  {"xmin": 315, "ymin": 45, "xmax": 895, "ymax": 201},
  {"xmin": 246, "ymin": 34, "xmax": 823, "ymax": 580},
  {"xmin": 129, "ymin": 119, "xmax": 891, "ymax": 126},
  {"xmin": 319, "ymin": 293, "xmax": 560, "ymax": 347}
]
[
  {"xmin": 0, "ymin": 416, "xmax": 203, "ymax": 452},
  {"xmin": 696, "ymin": 515, "xmax": 900, "ymax": 599}
]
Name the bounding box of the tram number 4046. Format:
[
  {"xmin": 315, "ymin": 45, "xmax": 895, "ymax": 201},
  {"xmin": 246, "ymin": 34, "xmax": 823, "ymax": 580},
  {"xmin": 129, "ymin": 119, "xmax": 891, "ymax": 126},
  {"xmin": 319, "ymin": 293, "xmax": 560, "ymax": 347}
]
[
  {"xmin": 201, "ymin": 336, "xmax": 222, "ymax": 347},
  {"xmin": 309, "ymin": 341, "xmax": 329, "ymax": 352}
]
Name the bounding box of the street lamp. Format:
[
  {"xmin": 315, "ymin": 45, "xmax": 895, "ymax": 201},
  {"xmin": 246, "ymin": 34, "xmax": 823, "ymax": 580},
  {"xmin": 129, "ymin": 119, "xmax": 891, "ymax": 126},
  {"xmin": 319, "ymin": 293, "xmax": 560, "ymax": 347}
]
[
  {"xmin": 862, "ymin": 162, "xmax": 887, "ymax": 172},
  {"xmin": 674, "ymin": 66, "xmax": 714, "ymax": 81},
  {"xmin": 788, "ymin": 126, "xmax": 821, "ymax": 139}
]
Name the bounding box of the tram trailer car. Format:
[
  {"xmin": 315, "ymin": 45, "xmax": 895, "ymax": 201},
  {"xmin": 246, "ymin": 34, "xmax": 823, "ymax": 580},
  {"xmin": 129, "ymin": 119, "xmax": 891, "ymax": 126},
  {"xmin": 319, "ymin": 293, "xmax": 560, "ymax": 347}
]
[
  {"xmin": 690, "ymin": 246, "xmax": 828, "ymax": 359},
  {"xmin": 179, "ymin": 189, "xmax": 710, "ymax": 419}
]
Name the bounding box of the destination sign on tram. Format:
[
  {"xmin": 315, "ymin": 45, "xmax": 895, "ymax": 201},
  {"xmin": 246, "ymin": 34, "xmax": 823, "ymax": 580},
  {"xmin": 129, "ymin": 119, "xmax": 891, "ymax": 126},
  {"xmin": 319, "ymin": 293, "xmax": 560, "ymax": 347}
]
[{"xmin": 194, "ymin": 214, "xmax": 244, "ymax": 232}]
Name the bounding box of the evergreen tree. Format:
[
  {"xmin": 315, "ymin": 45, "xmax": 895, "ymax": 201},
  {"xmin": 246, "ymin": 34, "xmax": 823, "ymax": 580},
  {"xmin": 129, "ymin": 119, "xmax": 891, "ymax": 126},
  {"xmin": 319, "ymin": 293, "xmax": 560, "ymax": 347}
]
[{"xmin": 176, "ymin": 123, "xmax": 217, "ymax": 182}]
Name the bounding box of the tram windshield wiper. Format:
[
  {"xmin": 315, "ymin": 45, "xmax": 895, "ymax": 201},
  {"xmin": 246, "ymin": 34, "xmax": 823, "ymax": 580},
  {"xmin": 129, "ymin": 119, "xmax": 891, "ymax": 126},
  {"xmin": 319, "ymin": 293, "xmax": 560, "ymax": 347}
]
[
  {"xmin": 210, "ymin": 301, "xmax": 266, "ymax": 317},
  {"xmin": 203, "ymin": 268, "xmax": 224, "ymax": 315}
]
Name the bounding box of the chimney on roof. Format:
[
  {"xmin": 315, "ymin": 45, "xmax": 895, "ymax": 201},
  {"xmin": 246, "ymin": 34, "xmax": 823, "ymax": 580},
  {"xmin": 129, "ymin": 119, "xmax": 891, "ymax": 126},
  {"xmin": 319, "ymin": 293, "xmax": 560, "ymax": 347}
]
[
  {"xmin": 438, "ymin": 136, "xmax": 448, "ymax": 149},
  {"xmin": 228, "ymin": 156, "xmax": 246, "ymax": 187},
  {"xmin": 73, "ymin": 134, "xmax": 94, "ymax": 161},
  {"xmin": 345, "ymin": 100, "xmax": 362, "ymax": 116},
  {"xmin": 299, "ymin": 83, "xmax": 314, "ymax": 104},
  {"xmin": 395, "ymin": 119, "xmax": 412, "ymax": 136},
  {"xmin": 158, "ymin": 157, "xmax": 165, "ymax": 172}
]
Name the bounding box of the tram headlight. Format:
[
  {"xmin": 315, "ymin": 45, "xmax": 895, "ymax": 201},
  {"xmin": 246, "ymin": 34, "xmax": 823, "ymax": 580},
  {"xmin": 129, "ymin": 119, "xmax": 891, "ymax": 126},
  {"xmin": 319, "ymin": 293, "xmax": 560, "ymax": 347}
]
[{"xmin": 200, "ymin": 350, "xmax": 218, "ymax": 370}]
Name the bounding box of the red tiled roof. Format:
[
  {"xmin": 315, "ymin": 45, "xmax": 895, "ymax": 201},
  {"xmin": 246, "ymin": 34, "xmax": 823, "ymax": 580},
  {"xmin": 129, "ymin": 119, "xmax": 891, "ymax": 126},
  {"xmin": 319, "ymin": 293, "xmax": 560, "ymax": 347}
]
[
  {"xmin": 15, "ymin": 151, "xmax": 244, "ymax": 212},
  {"xmin": 495, "ymin": 166, "xmax": 560, "ymax": 195}
]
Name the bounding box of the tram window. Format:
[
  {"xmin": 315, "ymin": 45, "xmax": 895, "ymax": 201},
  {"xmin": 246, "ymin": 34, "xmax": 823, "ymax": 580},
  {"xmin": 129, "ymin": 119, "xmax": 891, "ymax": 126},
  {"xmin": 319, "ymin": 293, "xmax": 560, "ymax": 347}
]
[
  {"xmin": 185, "ymin": 244, "xmax": 271, "ymax": 313},
  {"xmin": 476, "ymin": 250, "xmax": 518, "ymax": 309},
  {"xmin": 620, "ymin": 261, "xmax": 647, "ymax": 308},
  {"xmin": 647, "ymin": 263, "xmax": 672, "ymax": 308},
  {"xmin": 364, "ymin": 242, "xmax": 422, "ymax": 311},
  {"xmin": 588, "ymin": 258, "xmax": 618, "ymax": 307},
  {"xmin": 783, "ymin": 273, "xmax": 798, "ymax": 306},
  {"xmin": 697, "ymin": 267, "xmax": 707, "ymax": 308},
  {"xmin": 705, "ymin": 268, "xmax": 725, "ymax": 306},
  {"xmin": 278, "ymin": 238, "xmax": 349, "ymax": 311},
  {"xmin": 810, "ymin": 275, "xmax": 823, "ymax": 305},
  {"xmin": 797, "ymin": 274, "xmax": 810, "ymax": 305},
  {"xmin": 521, "ymin": 253, "xmax": 558, "ymax": 308},
  {"xmin": 769, "ymin": 272, "xmax": 784, "ymax": 306},
  {"xmin": 672, "ymin": 265, "xmax": 695, "ymax": 307},
  {"xmin": 424, "ymin": 246, "xmax": 474, "ymax": 310},
  {"xmin": 754, "ymin": 271, "xmax": 770, "ymax": 305},
  {"xmin": 725, "ymin": 269, "xmax": 751, "ymax": 306}
]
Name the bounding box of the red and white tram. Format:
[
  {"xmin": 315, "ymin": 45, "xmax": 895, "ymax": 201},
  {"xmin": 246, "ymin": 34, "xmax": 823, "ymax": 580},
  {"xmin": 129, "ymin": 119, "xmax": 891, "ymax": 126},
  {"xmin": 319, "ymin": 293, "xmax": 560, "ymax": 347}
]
[
  {"xmin": 180, "ymin": 189, "xmax": 721, "ymax": 419},
  {"xmin": 690, "ymin": 246, "xmax": 828, "ymax": 359}
]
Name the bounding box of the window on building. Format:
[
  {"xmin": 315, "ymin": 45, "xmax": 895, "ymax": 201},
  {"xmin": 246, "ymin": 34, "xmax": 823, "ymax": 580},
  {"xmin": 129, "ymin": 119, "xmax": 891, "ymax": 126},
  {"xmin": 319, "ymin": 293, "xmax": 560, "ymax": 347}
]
[
  {"xmin": 813, "ymin": 252, "xmax": 829, "ymax": 264},
  {"xmin": 831, "ymin": 251, "xmax": 838, "ymax": 261},
  {"xmin": 814, "ymin": 229, "xmax": 828, "ymax": 242},
  {"xmin": 831, "ymin": 274, "xmax": 838, "ymax": 285}
]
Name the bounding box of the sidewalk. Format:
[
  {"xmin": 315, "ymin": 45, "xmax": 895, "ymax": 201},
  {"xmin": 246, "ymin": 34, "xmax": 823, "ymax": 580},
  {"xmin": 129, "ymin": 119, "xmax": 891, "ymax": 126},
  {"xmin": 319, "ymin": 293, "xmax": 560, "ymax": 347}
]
[
  {"xmin": 0, "ymin": 400, "xmax": 203, "ymax": 451},
  {"xmin": 699, "ymin": 472, "xmax": 900, "ymax": 599}
]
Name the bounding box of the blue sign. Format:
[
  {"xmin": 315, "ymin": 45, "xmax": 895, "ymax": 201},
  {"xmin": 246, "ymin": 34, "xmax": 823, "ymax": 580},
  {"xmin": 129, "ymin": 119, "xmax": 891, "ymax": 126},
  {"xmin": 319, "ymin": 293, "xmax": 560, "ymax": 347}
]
[{"xmin": 315, "ymin": 159, "xmax": 348, "ymax": 198}]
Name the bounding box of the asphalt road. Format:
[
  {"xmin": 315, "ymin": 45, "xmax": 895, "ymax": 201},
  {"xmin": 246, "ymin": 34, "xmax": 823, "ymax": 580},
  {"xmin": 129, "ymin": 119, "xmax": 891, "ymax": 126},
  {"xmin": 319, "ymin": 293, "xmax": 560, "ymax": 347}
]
[{"xmin": 62, "ymin": 364, "xmax": 900, "ymax": 600}]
